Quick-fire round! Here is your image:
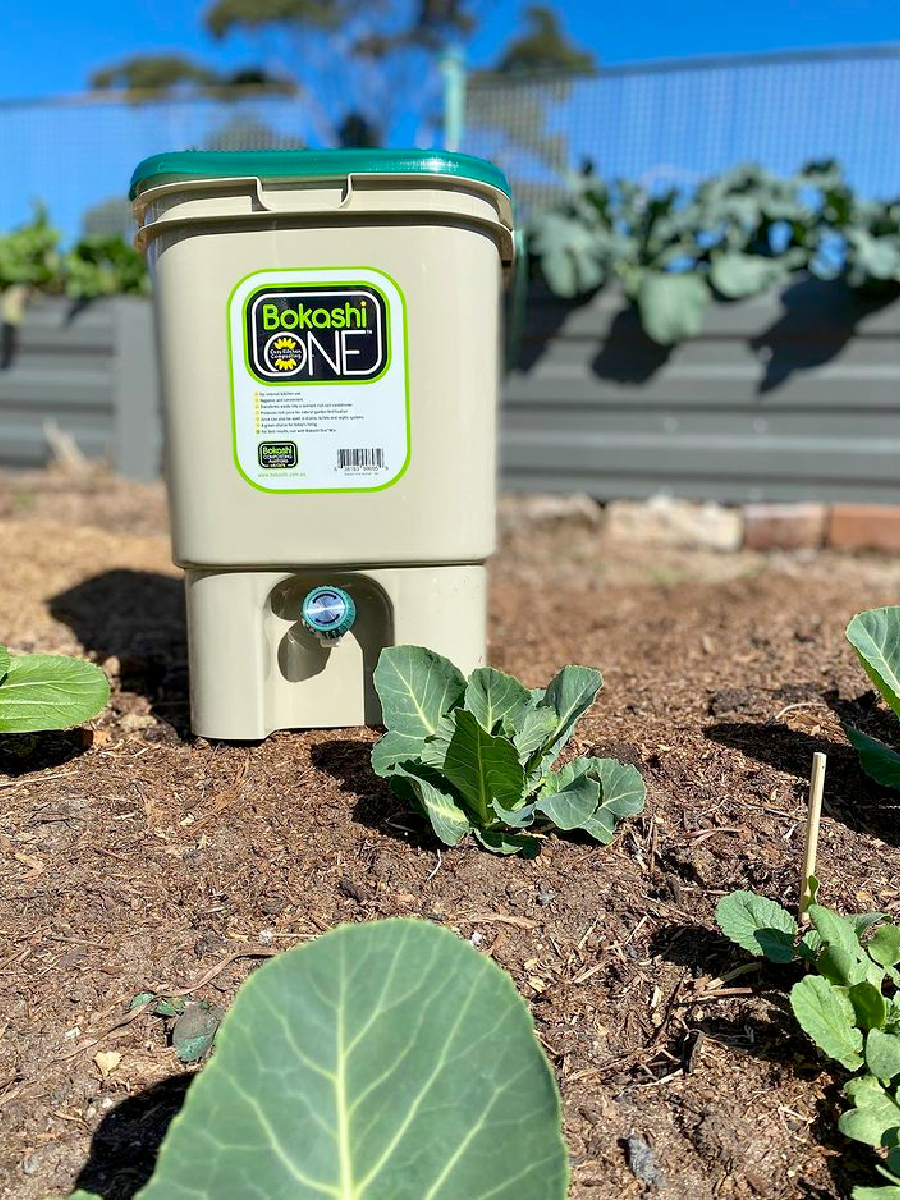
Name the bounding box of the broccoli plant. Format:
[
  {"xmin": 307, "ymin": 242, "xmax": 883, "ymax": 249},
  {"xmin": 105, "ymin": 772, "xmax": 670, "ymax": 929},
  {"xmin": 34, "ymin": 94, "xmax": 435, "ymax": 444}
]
[
  {"xmin": 59, "ymin": 919, "xmax": 569, "ymax": 1200},
  {"xmin": 371, "ymin": 647, "xmax": 645, "ymax": 856},
  {"xmin": 0, "ymin": 643, "xmax": 109, "ymax": 733},
  {"xmin": 717, "ymin": 888, "xmax": 900, "ymax": 1199},
  {"xmin": 845, "ymin": 606, "xmax": 900, "ymax": 791}
]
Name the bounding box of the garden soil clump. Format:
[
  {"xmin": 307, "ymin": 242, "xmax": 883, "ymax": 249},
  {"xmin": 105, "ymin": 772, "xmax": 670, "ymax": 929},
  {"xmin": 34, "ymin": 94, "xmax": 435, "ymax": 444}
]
[{"xmin": 4, "ymin": 470, "xmax": 900, "ymax": 1199}]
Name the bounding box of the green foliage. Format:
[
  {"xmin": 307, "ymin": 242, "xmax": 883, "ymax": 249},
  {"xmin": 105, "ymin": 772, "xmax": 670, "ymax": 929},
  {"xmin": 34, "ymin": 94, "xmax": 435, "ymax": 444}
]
[
  {"xmin": 372, "ymin": 647, "xmax": 645, "ymax": 855},
  {"xmin": 60, "ymin": 919, "xmax": 569, "ymax": 1199},
  {"xmin": 0, "ymin": 210, "xmax": 149, "ymax": 312},
  {"xmin": 0, "ymin": 206, "xmax": 62, "ymax": 292},
  {"xmin": 717, "ymin": 890, "xmax": 900, "ymax": 1198},
  {"xmin": 845, "ymin": 607, "xmax": 900, "ymax": 791},
  {"xmin": 0, "ymin": 642, "xmax": 108, "ymax": 733},
  {"xmin": 64, "ymin": 236, "xmax": 149, "ymax": 299},
  {"xmin": 528, "ymin": 160, "xmax": 900, "ymax": 345}
]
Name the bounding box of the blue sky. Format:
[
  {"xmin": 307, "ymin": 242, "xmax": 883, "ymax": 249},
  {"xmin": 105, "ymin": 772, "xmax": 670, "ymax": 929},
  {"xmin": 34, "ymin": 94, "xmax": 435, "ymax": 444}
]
[
  {"xmin": 2, "ymin": 0, "xmax": 899, "ymax": 102},
  {"xmin": 2, "ymin": 1, "xmax": 899, "ymax": 239}
]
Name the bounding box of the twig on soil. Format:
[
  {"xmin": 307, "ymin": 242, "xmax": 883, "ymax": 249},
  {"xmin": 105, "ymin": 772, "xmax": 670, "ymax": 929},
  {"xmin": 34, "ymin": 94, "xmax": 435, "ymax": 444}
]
[
  {"xmin": 466, "ymin": 913, "xmax": 537, "ymax": 930},
  {"xmin": 769, "ymin": 701, "xmax": 819, "ymax": 724}
]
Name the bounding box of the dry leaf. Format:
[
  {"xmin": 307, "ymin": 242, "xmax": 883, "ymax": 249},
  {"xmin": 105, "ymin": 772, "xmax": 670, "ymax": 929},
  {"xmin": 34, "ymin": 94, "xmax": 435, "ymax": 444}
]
[{"xmin": 95, "ymin": 1051, "xmax": 122, "ymax": 1079}]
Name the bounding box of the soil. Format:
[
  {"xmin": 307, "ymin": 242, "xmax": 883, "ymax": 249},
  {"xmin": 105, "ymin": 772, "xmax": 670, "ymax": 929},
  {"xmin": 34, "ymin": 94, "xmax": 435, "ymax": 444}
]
[{"xmin": 4, "ymin": 467, "xmax": 900, "ymax": 1200}]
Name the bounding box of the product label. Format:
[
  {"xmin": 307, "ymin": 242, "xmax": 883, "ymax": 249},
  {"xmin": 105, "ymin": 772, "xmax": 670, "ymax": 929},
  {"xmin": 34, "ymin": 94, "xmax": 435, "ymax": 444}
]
[{"xmin": 227, "ymin": 267, "xmax": 409, "ymax": 492}]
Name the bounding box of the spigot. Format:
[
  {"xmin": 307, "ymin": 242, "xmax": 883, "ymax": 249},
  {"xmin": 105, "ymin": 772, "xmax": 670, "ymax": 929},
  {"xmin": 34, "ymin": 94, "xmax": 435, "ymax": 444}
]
[{"xmin": 301, "ymin": 586, "xmax": 356, "ymax": 647}]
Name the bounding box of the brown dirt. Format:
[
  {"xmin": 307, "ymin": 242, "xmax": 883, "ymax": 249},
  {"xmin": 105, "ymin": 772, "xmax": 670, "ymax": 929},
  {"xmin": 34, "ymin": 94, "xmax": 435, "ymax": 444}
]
[{"xmin": 3, "ymin": 469, "xmax": 900, "ymax": 1199}]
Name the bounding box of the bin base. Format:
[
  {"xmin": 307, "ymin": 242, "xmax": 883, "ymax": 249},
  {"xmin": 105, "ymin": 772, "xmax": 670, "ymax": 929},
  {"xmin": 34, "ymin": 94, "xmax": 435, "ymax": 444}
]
[{"xmin": 184, "ymin": 564, "xmax": 486, "ymax": 739}]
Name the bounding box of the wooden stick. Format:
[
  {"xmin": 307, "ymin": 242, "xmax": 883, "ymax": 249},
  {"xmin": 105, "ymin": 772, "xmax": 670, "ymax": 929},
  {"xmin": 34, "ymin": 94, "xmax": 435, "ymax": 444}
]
[{"xmin": 799, "ymin": 752, "xmax": 826, "ymax": 922}]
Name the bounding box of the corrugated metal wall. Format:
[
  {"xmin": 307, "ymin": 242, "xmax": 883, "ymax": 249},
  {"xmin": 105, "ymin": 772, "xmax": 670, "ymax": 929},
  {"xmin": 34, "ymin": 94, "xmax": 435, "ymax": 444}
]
[
  {"xmin": 0, "ymin": 297, "xmax": 160, "ymax": 480},
  {"xmin": 3, "ymin": 288, "xmax": 899, "ymax": 503},
  {"xmin": 502, "ymin": 280, "xmax": 900, "ymax": 503}
]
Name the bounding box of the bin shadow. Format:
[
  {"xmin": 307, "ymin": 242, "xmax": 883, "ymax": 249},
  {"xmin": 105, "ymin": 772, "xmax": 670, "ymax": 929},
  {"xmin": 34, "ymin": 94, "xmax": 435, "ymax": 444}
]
[
  {"xmin": 72, "ymin": 1074, "xmax": 192, "ymax": 1198},
  {"xmin": 48, "ymin": 569, "xmax": 190, "ymax": 737}
]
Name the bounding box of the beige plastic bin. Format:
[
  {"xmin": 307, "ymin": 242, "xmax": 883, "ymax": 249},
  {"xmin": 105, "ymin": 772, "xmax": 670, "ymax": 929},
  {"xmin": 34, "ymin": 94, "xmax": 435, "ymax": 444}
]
[{"xmin": 131, "ymin": 149, "xmax": 513, "ymax": 738}]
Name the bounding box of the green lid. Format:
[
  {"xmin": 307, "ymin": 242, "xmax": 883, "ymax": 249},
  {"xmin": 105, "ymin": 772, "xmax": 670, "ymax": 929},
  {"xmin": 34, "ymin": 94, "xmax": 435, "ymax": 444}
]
[{"xmin": 130, "ymin": 148, "xmax": 509, "ymax": 201}]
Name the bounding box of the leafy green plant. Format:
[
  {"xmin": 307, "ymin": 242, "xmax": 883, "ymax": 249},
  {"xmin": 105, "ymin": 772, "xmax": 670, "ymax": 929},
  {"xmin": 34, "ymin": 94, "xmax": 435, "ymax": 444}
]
[
  {"xmin": 64, "ymin": 235, "xmax": 149, "ymax": 299},
  {"xmin": 0, "ymin": 643, "xmax": 109, "ymax": 732},
  {"xmin": 371, "ymin": 646, "xmax": 645, "ymax": 856},
  {"xmin": 59, "ymin": 918, "xmax": 569, "ymax": 1199},
  {"xmin": 717, "ymin": 888, "xmax": 900, "ymax": 1197},
  {"xmin": 528, "ymin": 158, "xmax": 899, "ymax": 345},
  {"xmin": 845, "ymin": 606, "xmax": 900, "ymax": 790}
]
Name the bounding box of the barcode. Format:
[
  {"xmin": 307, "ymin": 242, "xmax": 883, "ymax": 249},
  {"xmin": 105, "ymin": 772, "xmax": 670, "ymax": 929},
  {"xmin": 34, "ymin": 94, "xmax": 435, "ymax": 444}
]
[{"xmin": 337, "ymin": 448, "xmax": 385, "ymax": 470}]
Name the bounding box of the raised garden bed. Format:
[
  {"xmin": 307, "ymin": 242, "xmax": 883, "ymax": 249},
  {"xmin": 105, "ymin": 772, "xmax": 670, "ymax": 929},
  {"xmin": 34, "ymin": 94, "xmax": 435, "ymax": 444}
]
[{"xmin": 4, "ymin": 475, "xmax": 900, "ymax": 1197}]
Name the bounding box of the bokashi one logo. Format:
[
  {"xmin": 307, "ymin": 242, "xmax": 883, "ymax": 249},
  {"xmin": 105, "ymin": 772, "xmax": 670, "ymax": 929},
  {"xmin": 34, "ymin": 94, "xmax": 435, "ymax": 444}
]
[{"xmin": 245, "ymin": 284, "xmax": 388, "ymax": 384}]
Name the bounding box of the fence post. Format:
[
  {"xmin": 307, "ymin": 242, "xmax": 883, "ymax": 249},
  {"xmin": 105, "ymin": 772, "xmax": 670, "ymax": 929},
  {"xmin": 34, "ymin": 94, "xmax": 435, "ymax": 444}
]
[
  {"xmin": 441, "ymin": 45, "xmax": 466, "ymax": 152},
  {"xmin": 112, "ymin": 296, "xmax": 160, "ymax": 481}
]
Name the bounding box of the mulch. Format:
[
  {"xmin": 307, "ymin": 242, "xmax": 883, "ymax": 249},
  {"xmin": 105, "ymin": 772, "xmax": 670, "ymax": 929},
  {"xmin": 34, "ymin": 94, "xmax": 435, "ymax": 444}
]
[{"xmin": 3, "ymin": 468, "xmax": 900, "ymax": 1199}]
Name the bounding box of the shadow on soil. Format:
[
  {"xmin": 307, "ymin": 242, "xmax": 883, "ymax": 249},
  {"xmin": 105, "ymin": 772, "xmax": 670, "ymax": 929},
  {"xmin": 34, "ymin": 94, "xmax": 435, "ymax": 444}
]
[
  {"xmin": 0, "ymin": 729, "xmax": 89, "ymax": 777},
  {"xmin": 309, "ymin": 738, "xmax": 437, "ymax": 849},
  {"xmin": 72, "ymin": 1074, "xmax": 192, "ymax": 1199},
  {"xmin": 48, "ymin": 569, "xmax": 191, "ymax": 738},
  {"xmin": 704, "ymin": 716, "xmax": 900, "ymax": 846}
]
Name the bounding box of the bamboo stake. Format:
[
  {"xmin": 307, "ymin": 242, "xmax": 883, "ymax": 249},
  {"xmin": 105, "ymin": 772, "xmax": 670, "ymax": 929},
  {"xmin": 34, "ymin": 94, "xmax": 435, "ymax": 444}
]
[{"xmin": 799, "ymin": 752, "xmax": 827, "ymax": 922}]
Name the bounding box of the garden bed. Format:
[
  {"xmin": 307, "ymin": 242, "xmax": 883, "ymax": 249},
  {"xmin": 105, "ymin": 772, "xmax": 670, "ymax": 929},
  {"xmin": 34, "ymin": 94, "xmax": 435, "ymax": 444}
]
[{"xmin": 3, "ymin": 471, "xmax": 900, "ymax": 1198}]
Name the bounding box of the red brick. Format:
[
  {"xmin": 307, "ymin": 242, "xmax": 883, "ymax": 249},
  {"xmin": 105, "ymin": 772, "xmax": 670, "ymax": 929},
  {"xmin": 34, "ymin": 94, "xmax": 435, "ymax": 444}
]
[
  {"xmin": 827, "ymin": 504, "xmax": 900, "ymax": 553},
  {"xmin": 742, "ymin": 504, "xmax": 826, "ymax": 551}
]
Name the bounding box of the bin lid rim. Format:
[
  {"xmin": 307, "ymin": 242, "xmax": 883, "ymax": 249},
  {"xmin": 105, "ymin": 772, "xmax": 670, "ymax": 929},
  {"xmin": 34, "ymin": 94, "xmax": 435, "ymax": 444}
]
[{"xmin": 130, "ymin": 149, "xmax": 510, "ymax": 200}]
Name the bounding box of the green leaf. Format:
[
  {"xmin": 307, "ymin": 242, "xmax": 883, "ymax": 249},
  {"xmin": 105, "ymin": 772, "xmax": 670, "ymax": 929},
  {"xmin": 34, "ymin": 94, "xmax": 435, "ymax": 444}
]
[
  {"xmin": 636, "ymin": 271, "xmax": 710, "ymax": 344},
  {"xmin": 371, "ymin": 729, "xmax": 423, "ymax": 778},
  {"xmin": 868, "ymin": 1030, "xmax": 900, "ymax": 1081},
  {"xmin": 419, "ymin": 713, "xmax": 457, "ymax": 771},
  {"xmin": 535, "ymin": 766, "xmax": 600, "ymax": 830},
  {"xmin": 443, "ymin": 709, "xmax": 526, "ymax": 825},
  {"xmin": 532, "ymin": 211, "xmax": 607, "ymax": 297},
  {"xmin": 0, "ymin": 653, "xmax": 109, "ymax": 732},
  {"xmin": 790, "ymin": 975, "xmax": 864, "ymax": 1070},
  {"xmin": 464, "ymin": 667, "xmax": 533, "ymax": 735},
  {"xmin": 475, "ymin": 828, "xmax": 542, "ymax": 857},
  {"xmin": 846, "ymin": 608, "xmax": 900, "ymax": 720},
  {"xmin": 138, "ymin": 920, "xmax": 569, "ymax": 1199},
  {"xmin": 710, "ymin": 252, "xmax": 787, "ymax": 299},
  {"xmin": 590, "ymin": 757, "xmax": 647, "ymax": 817},
  {"xmin": 840, "ymin": 1075, "xmax": 900, "ymax": 1147},
  {"xmin": 851, "ymin": 981, "xmax": 888, "ymax": 1032},
  {"xmin": 0, "ymin": 644, "xmax": 9, "ymax": 683},
  {"xmin": 513, "ymin": 705, "xmax": 559, "ymax": 765},
  {"xmin": 852, "ymin": 1188, "xmax": 900, "ymax": 1199},
  {"xmin": 373, "ymin": 645, "xmax": 466, "ymax": 740},
  {"xmin": 810, "ymin": 903, "xmax": 871, "ymax": 987},
  {"xmin": 391, "ymin": 770, "xmax": 473, "ymax": 847},
  {"xmin": 715, "ymin": 891, "xmax": 798, "ymax": 963},
  {"xmin": 846, "ymin": 726, "xmax": 900, "ymax": 791},
  {"xmin": 870, "ymin": 926, "xmax": 900, "ymax": 969},
  {"xmin": 538, "ymin": 665, "xmax": 603, "ymax": 761}
]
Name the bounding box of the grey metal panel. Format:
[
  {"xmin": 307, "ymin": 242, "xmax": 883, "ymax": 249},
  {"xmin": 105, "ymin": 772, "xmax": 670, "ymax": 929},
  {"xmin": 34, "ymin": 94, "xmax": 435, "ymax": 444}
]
[
  {"xmin": 502, "ymin": 282, "xmax": 900, "ymax": 503},
  {"xmin": 0, "ymin": 297, "xmax": 161, "ymax": 479}
]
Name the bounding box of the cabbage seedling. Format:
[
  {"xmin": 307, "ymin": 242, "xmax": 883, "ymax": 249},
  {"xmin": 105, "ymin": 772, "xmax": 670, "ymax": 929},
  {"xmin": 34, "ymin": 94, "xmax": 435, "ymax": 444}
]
[
  {"xmin": 845, "ymin": 607, "xmax": 900, "ymax": 790},
  {"xmin": 371, "ymin": 646, "xmax": 645, "ymax": 855}
]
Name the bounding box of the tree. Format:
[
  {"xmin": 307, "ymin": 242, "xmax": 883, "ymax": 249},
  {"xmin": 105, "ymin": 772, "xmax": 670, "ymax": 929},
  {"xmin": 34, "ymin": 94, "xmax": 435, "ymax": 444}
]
[
  {"xmin": 89, "ymin": 55, "xmax": 296, "ymax": 100},
  {"xmin": 489, "ymin": 5, "xmax": 596, "ymax": 76},
  {"xmin": 467, "ymin": 8, "xmax": 597, "ymax": 211},
  {"xmin": 90, "ymin": 0, "xmax": 481, "ymax": 142}
]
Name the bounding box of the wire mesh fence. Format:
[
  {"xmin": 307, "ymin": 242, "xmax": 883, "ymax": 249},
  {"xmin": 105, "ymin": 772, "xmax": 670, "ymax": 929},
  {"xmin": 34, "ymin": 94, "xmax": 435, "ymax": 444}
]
[
  {"xmin": 463, "ymin": 45, "xmax": 900, "ymax": 218},
  {"xmin": 0, "ymin": 94, "xmax": 326, "ymax": 240},
  {"xmin": 2, "ymin": 44, "xmax": 900, "ymax": 240}
]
